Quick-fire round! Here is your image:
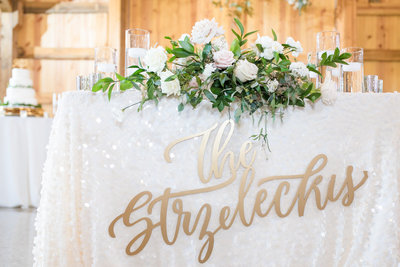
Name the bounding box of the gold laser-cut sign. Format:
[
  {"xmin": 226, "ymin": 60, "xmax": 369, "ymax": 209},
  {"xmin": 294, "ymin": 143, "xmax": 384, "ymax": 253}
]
[{"xmin": 109, "ymin": 120, "xmax": 369, "ymax": 263}]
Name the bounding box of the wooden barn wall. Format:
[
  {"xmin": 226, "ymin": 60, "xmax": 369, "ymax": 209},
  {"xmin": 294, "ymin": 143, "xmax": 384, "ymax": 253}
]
[
  {"xmin": 2, "ymin": 0, "xmax": 399, "ymax": 113},
  {"xmin": 356, "ymin": 0, "xmax": 400, "ymax": 93},
  {"xmin": 125, "ymin": 0, "xmax": 336, "ymax": 62}
]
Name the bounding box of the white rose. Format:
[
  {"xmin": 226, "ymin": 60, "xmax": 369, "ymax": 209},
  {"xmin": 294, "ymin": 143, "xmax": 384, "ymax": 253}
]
[
  {"xmin": 234, "ymin": 59, "xmax": 258, "ymax": 83},
  {"xmin": 159, "ymin": 70, "xmax": 181, "ymax": 96},
  {"xmin": 191, "ymin": 18, "xmax": 224, "ymax": 45},
  {"xmin": 213, "ymin": 50, "xmax": 235, "ymax": 69},
  {"xmin": 271, "ymin": 41, "xmax": 284, "ymax": 54},
  {"xmin": 143, "ymin": 46, "xmax": 167, "ymax": 73},
  {"xmin": 321, "ymin": 72, "xmax": 338, "ymax": 105},
  {"xmin": 266, "ymin": 79, "xmax": 279, "ymax": 93},
  {"xmin": 254, "ymin": 34, "xmax": 283, "ymax": 60},
  {"xmin": 289, "ymin": 62, "xmax": 309, "ymax": 78},
  {"xmin": 286, "ymin": 37, "xmax": 303, "ymax": 57}
]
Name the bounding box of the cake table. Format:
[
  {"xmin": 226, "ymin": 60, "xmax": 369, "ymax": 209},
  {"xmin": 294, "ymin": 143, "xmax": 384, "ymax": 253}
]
[{"xmin": 0, "ymin": 116, "xmax": 52, "ymax": 208}]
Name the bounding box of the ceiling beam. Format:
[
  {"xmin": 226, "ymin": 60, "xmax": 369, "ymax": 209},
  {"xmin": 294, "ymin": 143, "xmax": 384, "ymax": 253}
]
[
  {"xmin": 23, "ymin": 1, "xmax": 108, "ymax": 14},
  {"xmin": 21, "ymin": 47, "xmax": 95, "ymax": 60},
  {"xmin": 364, "ymin": 49, "xmax": 400, "ymax": 62}
]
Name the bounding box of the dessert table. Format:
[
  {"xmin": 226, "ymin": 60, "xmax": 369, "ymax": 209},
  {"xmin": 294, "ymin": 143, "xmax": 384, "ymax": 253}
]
[
  {"xmin": 0, "ymin": 116, "xmax": 52, "ymax": 208},
  {"xmin": 33, "ymin": 91, "xmax": 400, "ymax": 266}
]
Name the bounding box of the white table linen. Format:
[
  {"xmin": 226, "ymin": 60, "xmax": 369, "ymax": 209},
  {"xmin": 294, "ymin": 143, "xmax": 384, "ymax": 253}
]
[
  {"xmin": 34, "ymin": 91, "xmax": 400, "ymax": 266},
  {"xmin": 0, "ymin": 116, "xmax": 52, "ymax": 207}
]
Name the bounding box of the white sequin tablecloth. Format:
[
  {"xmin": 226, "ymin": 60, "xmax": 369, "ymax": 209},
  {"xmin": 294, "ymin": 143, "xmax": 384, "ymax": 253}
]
[
  {"xmin": 0, "ymin": 116, "xmax": 52, "ymax": 208},
  {"xmin": 34, "ymin": 91, "xmax": 400, "ymax": 266}
]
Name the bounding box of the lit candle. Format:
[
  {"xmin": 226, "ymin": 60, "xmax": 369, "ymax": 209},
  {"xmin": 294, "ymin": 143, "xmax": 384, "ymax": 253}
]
[
  {"xmin": 128, "ymin": 48, "xmax": 147, "ymax": 58},
  {"xmin": 97, "ymin": 62, "xmax": 117, "ymax": 73}
]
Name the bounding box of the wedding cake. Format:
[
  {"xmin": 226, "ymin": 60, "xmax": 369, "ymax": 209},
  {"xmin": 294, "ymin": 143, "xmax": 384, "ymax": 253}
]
[{"xmin": 4, "ymin": 68, "xmax": 38, "ymax": 106}]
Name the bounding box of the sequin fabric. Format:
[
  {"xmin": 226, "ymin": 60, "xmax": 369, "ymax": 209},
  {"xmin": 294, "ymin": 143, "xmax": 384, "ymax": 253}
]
[{"xmin": 33, "ymin": 91, "xmax": 400, "ymax": 266}]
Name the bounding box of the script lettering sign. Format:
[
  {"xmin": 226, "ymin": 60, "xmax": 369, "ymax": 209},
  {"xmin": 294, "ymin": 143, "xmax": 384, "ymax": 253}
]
[{"xmin": 109, "ymin": 120, "xmax": 368, "ymax": 263}]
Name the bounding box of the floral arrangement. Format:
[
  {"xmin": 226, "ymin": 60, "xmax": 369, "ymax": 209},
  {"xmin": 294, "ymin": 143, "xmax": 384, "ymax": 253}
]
[{"xmin": 93, "ymin": 18, "xmax": 349, "ymax": 143}]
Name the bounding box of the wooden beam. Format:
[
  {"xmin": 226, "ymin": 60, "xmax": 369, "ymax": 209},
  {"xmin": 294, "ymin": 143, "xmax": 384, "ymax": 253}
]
[
  {"xmin": 0, "ymin": 0, "xmax": 12, "ymax": 12},
  {"xmin": 357, "ymin": 3, "xmax": 400, "ymax": 16},
  {"xmin": 364, "ymin": 49, "xmax": 400, "ymax": 62},
  {"xmin": 335, "ymin": 0, "xmax": 357, "ymax": 48},
  {"xmin": 357, "ymin": 8, "xmax": 400, "ymax": 16},
  {"xmin": 23, "ymin": 1, "xmax": 108, "ymax": 14},
  {"xmin": 21, "ymin": 47, "xmax": 95, "ymax": 60}
]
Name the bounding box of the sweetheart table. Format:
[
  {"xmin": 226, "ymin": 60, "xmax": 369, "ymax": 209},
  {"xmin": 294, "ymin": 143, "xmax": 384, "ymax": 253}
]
[{"xmin": 33, "ymin": 91, "xmax": 400, "ymax": 266}]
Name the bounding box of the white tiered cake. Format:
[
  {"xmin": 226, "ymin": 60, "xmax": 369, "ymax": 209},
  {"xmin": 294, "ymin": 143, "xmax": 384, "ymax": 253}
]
[{"xmin": 4, "ymin": 68, "xmax": 38, "ymax": 106}]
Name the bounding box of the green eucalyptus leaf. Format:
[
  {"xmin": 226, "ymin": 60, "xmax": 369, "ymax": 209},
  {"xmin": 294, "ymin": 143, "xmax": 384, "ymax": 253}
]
[
  {"xmin": 178, "ymin": 39, "xmax": 194, "ymax": 53},
  {"xmin": 234, "ymin": 108, "xmax": 242, "ymax": 123},
  {"xmin": 272, "ymin": 29, "xmax": 277, "ymax": 41},
  {"xmin": 107, "ymin": 83, "xmax": 115, "ymax": 101},
  {"xmin": 230, "ymin": 39, "xmax": 241, "ymax": 58},
  {"xmin": 256, "ymin": 43, "xmax": 264, "ymax": 53},
  {"xmin": 120, "ymin": 80, "xmax": 134, "ymax": 91},
  {"xmin": 234, "ymin": 18, "xmax": 244, "ymax": 36},
  {"xmin": 204, "ymin": 90, "xmax": 216, "ymax": 103},
  {"xmin": 339, "ymin": 52, "xmax": 352, "ymax": 60},
  {"xmin": 92, "ymin": 81, "xmax": 103, "ymax": 92},
  {"xmin": 132, "ymin": 82, "xmax": 141, "ymax": 91},
  {"xmin": 178, "ymin": 103, "xmax": 184, "ymax": 112},
  {"xmin": 171, "ymin": 48, "xmax": 193, "ymax": 58},
  {"xmin": 165, "ymin": 74, "xmax": 177, "ymax": 82},
  {"xmin": 231, "ymin": 29, "xmax": 241, "ymax": 41},
  {"xmin": 202, "ymin": 44, "xmax": 212, "ymax": 59},
  {"xmin": 274, "ymin": 51, "xmax": 279, "ymax": 62},
  {"xmin": 243, "ymin": 30, "xmax": 257, "ymax": 38},
  {"xmin": 115, "ymin": 73, "xmax": 125, "ymax": 81}
]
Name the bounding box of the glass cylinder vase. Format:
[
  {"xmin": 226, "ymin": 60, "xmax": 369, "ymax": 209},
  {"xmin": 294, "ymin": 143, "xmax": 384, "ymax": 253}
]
[
  {"xmin": 316, "ymin": 31, "xmax": 341, "ymax": 91},
  {"xmin": 94, "ymin": 47, "xmax": 117, "ymax": 79},
  {"xmin": 342, "ymin": 47, "xmax": 364, "ymax": 93},
  {"xmin": 125, "ymin": 28, "xmax": 150, "ymax": 76}
]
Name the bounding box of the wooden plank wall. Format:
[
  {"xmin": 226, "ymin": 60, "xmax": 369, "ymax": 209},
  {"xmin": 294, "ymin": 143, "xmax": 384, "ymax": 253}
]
[
  {"xmin": 357, "ymin": 0, "xmax": 400, "ymax": 92},
  {"xmin": 9, "ymin": 0, "xmax": 109, "ymax": 112},
  {"xmin": 125, "ymin": 0, "xmax": 336, "ymax": 63},
  {"xmin": 2, "ymin": 0, "xmax": 399, "ymax": 113}
]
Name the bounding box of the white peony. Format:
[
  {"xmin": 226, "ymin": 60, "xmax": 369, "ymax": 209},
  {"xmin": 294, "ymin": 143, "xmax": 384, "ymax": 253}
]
[
  {"xmin": 159, "ymin": 70, "xmax": 181, "ymax": 96},
  {"xmin": 212, "ymin": 36, "xmax": 228, "ymax": 51},
  {"xmin": 320, "ymin": 72, "xmax": 338, "ymax": 105},
  {"xmin": 201, "ymin": 63, "xmax": 216, "ymax": 80},
  {"xmin": 234, "ymin": 59, "xmax": 258, "ymax": 83},
  {"xmin": 266, "ymin": 79, "xmax": 280, "ymax": 93},
  {"xmin": 289, "ymin": 62, "xmax": 309, "ymax": 78},
  {"xmin": 143, "ymin": 46, "xmax": 167, "ymax": 73},
  {"xmin": 191, "ymin": 18, "xmax": 224, "ymax": 45},
  {"xmin": 286, "ymin": 37, "xmax": 303, "ymax": 57},
  {"xmin": 254, "ymin": 34, "xmax": 283, "ymax": 60}
]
